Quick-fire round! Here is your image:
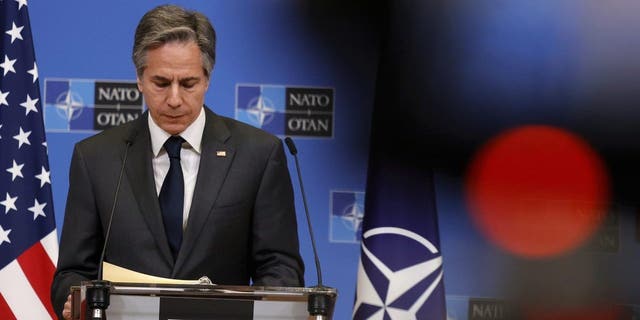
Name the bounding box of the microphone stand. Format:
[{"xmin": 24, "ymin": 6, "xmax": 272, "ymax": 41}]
[
  {"xmin": 284, "ymin": 137, "xmax": 333, "ymax": 319},
  {"xmin": 85, "ymin": 136, "xmax": 134, "ymax": 319}
]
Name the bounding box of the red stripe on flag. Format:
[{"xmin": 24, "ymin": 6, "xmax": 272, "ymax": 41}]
[
  {"xmin": 0, "ymin": 293, "xmax": 17, "ymax": 320},
  {"xmin": 17, "ymin": 241, "xmax": 57, "ymax": 319}
]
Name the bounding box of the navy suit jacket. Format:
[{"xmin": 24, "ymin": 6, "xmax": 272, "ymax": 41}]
[{"xmin": 51, "ymin": 107, "xmax": 304, "ymax": 317}]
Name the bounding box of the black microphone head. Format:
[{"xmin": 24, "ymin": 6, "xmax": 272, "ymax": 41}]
[
  {"xmin": 125, "ymin": 126, "xmax": 139, "ymax": 145},
  {"xmin": 284, "ymin": 137, "xmax": 297, "ymax": 155}
]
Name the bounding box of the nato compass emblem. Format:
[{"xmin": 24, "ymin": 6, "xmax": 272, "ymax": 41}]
[
  {"xmin": 353, "ymin": 227, "xmax": 444, "ymax": 320},
  {"xmin": 44, "ymin": 79, "xmax": 94, "ymax": 132},
  {"xmin": 236, "ymin": 84, "xmax": 285, "ymax": 134},
  {"xmin": 54, "ymin": 90, "xmax": 84, "ymax": 125},
  {"xmin": 330, "ymin": 191, "xmax": 364, "ymax": 243},
  {"xmin": 246, "ymin": 94, "xmax": 276, "ymax": 127}
]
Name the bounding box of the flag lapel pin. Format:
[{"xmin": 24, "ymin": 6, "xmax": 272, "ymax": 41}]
[{"xmin": 216, "ymin": 150, "xmax": 227, "ymax": 157}]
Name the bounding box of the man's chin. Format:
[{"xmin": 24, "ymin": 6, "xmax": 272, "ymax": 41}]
[{"xmin": 160, "ymin": 122, "xmax": 187, "ymax": 135}]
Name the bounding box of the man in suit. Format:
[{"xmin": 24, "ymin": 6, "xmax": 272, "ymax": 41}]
[{"xmin": 51, "ymin": 5, "xmax": 304, "ymax": 319}]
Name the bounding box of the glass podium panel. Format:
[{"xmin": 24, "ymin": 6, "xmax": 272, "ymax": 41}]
[{"xmin": 71, "ymin": 282, "xmax": 337, "ymax": 320}]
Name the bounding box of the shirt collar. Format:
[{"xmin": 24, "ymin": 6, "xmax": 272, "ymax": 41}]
[{"xmin": 149, "ymin": 107, "xmax": 205, "ymax": 156}]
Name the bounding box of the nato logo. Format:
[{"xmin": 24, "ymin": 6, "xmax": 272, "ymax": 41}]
[
  {"xmin": 330, "ymin": 190, "xmax": 364, "ymax": 243},
  {"xmin": 236, "ymin": 84, "xmax": 333, "ymax": 137},
  {"xmin": 353, "ymin": 227, "xmax": 444, "ymax": 319},
  {"xmin": 44, "ymin": 79, "xmax": 144, "ymax": 132}
]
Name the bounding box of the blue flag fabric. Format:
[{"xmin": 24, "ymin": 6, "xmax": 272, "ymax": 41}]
[
  {"xmin": 352, "ymin": 154, "xmax": 447, "ymax": 319},
  {"xmin": 352, "ymin": 1, "xmax": 447, "ymax": 318},
  {"xmin": 0, "ymin": 1, "xmax": 58, "ymax": 319}
]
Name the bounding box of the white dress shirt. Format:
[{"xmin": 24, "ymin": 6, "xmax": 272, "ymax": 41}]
[{"xmin": 148, "ymin": 107, "xmax": 205, "ymax": 230}]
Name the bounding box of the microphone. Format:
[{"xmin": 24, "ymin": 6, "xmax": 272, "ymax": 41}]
[
  {"xmin": 88, "ymin": 127, "xmax": 137, "ymax": 320},
  {"xmin": 97, "ymin": 127, "xmax": 137, "ymax": 279},
  {"xmin": 284, "ymin": 137, "xmax": 322, "ymax": 286},
  {"xmin": 284, "ymin": 137, "xmax": 331, "ymax": 319}
]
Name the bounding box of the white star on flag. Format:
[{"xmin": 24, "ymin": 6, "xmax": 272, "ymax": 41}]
[
  {"xmin": 28, "ymin": 199, "xmax": 47, "ymax": 220},
  {"xmin": 15, "ymin": 0, "xmax": 28, "ymax": 10},
  {"xmin": 6, "ymin": 160, "xmax": 24, "ymax": 181},
  {"xmin": 27, "ymin": 62, "xmax": 38, "ymax": 82},
  {"xmin": 0, "ymin": 54, "xmax": 17, "ymax": 76},
  {"xmin": 0, "ymin": 224, "xmax": 11, "ymax": 246},
  {"xmin": 35, "ymin": 166, "xmax": 51, "ymax": 187},
  {"xmin": 20, "ymin": 94, "xmax": 39, "ymax": 115},
  {"xmin": 1, "ymin": 192, "xmax": 18, "ymax": 214},
  {"xmin": 13, "ymin": 126, "xmax": 31, "ymax": 149},
  {"xmin": 0, "ymin": 90, "xmax": 8, "ymax": 107},
  {"xmin": 5, "ymin": 22, "xmax": 24, "ymax": 43}
]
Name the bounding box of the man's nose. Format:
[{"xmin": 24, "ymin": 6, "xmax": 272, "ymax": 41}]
[{"xmin": 167, "ymin": 84, "xmax": 181, "ymax": 107}]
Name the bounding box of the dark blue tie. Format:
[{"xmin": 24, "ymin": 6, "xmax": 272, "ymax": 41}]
[{"xmin": 159, "ymin": 136, "xmax": 185, "ymax": 260}]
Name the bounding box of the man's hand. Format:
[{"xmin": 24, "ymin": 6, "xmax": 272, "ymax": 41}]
[{"xmin": 62, "ymin": 294, "xmax": 72, "ymax": 320}]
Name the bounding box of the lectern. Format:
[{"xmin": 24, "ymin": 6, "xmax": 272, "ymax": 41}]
[{"xmin": 71, "ymin": 281, "xmax": 337, "ymax": 320}]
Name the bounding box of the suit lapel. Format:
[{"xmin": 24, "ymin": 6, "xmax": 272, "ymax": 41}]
[
  {"xmin": 125, "ymin": 114, "xmax": 174, "ymax": 267},
  {"xmin": 174, "ymin": 108, "xmax": 234, "ymax": 274}
]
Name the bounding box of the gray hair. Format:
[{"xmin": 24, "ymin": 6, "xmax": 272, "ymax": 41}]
[{"xmin": 132, "ymin": 5, "xmax": 216, "ymax": 78}]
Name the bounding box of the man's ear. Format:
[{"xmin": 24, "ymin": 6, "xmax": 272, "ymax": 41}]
[{"xmin": 136, "ymin": 77, "xmax": 143, "ymax": 92}]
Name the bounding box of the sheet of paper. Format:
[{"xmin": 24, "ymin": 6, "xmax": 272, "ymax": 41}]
[{"xmin": 103, "ymin": 262, "xmax": 212, "ymax": 285}]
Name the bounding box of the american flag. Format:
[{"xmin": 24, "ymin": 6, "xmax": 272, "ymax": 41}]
[{"xmin": 0, "ymin": 1, "xmax": 59, "ymax": 319}]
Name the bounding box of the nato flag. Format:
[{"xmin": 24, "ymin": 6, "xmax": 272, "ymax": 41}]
[
  {"xmin": 352, "ymin": 0, "xmax": 447, "ymax": 318},
  {"xmin": 352, "ymin": 4, "xmax": 447, "ymax": 317},
  {"xmin": 352, "ymin": 159, "xmax": 446, "ymax": 320}
]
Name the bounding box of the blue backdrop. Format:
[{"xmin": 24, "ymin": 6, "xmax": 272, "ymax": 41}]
[{"xmin": 29, "ymin": 1, "xmax": 640, "ymax": 319}]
